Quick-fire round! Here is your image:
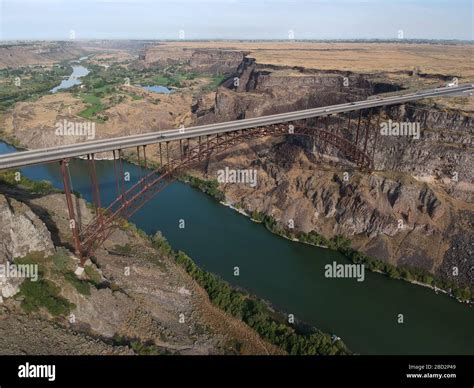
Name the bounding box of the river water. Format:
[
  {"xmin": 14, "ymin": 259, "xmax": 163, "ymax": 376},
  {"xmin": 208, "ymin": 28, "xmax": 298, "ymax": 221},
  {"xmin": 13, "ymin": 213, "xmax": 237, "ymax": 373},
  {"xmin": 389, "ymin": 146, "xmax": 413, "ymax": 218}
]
[
  {"xmin": 50, "ymin": 64, "xmax": 89, "ymax": 93},
  {"xmin": 1, "ymin": 141, "xmax": 472, "ymax": 355}
]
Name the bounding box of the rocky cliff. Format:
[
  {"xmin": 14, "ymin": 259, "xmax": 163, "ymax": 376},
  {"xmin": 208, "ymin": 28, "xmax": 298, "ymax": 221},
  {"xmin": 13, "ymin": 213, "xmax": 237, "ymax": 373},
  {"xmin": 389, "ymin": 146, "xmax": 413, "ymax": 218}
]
[
  {"xmin": 0, "ymin": 194, "xmax": 55, "ymax": 301},
  {"xmin": 0, "ymin": 185, "xmax": 279, "ymax": 355},
  {"xmin": 189, "ymin": 54, "xmax": 473, "ymax": 291},
  {"xmin": 0, "ymin": 42, "xmax": 85, "ymax": 69},
  {"xmin": 138, "ymin": 46, "xmax": 244, "ymax": 75}
]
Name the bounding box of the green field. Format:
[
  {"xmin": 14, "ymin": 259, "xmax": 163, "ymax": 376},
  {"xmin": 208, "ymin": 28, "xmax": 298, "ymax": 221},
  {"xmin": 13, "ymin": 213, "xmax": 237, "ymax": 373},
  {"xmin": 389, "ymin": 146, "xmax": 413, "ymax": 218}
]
[{"xmin": 0, "ymin": 63, "xmax": 72, "ymax": 111}]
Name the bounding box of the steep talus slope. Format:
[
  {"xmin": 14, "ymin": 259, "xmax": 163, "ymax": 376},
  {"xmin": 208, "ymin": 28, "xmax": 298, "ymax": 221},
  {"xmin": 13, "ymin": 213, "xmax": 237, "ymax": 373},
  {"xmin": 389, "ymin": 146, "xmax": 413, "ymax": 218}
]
[{"xmin": 0, "ymin": 186, "xmax": 279, "ymax": 355}]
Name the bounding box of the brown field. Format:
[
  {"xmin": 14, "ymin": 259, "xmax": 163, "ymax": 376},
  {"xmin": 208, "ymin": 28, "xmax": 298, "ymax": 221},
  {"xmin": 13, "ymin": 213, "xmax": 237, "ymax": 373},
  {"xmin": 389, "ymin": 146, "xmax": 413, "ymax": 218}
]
[{"xmin": 160, "ymin": 41, "xmax": 474, "ymax": 82}]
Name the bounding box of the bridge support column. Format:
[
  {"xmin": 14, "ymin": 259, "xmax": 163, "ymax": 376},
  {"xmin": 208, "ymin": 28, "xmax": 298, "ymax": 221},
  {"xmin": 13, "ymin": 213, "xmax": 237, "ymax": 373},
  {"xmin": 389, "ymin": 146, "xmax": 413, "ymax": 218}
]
[
  {"xmin": 60, "ymin": 159, "xmax": 84, "ymax": 264},
  {"xmin": 118, "ymin": 149, "xmax": 126, "ymax": 201},
  {"xmin": 363, "ymin": 108, "xmax": 372, "ymax": 154},
  {"xmin": 198, "ymin": 137, "xmax": 202, "ymax": 161},
  {"xmin": 142, "ymin": 145, "xmax": 148, "ymax": 186},
  {"xmin": 355, "ymin": 110, "xmax": 362, "ymax": 146},
  {"xmin": 159, "ymin": 142, "xmax": 163, "ymax": 166},
  {"xmin": 372, "ymin": 108, "xmax": 382, "ymax": 165},
  {"xmin": 88, "ymin": 154, "xmax": 103, "ymax": 228}
]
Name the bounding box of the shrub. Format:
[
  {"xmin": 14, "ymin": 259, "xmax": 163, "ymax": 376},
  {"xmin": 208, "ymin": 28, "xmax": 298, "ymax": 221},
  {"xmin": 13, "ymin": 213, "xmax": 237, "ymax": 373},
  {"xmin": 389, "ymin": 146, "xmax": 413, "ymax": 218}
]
[
  {"xmin": 172, "ymin": 247, "xmax": 351, "ymax": 355},
  {"xmin": 64, "ymin": 272, "xmax": 91, "ymax": 296},
  {"xmin": 19, "ymin": 279, "xmax": 74, "ymax": 316},
  {"xmin": 84, "ymin": 265, "xmax": 102, "ymax": 285},
  {"xmin": 52, "ymin": 248, "xmax": 73, "ymax": 273}
]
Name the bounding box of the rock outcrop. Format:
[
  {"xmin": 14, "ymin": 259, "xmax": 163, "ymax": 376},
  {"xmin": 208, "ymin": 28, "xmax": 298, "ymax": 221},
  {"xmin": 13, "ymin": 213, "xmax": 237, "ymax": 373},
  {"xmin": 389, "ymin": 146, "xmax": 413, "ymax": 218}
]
[{"xmin": 0, "ymin": 194, "xmax": 55, "ymax": 300}]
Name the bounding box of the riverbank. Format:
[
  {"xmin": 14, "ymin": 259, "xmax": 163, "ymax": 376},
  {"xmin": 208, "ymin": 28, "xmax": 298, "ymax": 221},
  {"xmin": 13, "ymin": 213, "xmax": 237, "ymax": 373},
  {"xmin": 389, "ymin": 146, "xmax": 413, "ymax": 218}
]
[
  {"xmin": 109, "ymin": 154, "xmax": 473, "ymax": 306},
  {"xmin": 2, "ymin": 138, "xmax": 470, "ymax": 306},
  {"xmin": 0, "ymin": 161, "xmax": 348, "ymax": 355},
  {"xmin": 149, "ymin": 230, "xmax": 351, "ymax": 355},
  {"xmin": 184, "ymin": 174, "xmax": 472, "ymax": 305},
  {"xmin": 0, "ymin": 177, "xmax": 283, "ymax": 355}
]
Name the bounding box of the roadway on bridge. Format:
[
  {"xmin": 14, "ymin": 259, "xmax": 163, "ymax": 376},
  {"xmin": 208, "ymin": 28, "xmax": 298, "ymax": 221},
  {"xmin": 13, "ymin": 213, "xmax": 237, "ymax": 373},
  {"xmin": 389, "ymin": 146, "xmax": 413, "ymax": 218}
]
[{"xmin": 0, "ymin": 83, "xmax": 472, "ymax": 170}]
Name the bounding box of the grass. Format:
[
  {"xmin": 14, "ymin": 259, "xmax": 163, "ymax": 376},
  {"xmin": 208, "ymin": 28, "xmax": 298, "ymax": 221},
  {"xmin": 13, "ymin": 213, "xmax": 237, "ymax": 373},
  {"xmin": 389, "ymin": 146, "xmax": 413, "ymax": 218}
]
[
  {"xmin": 184, "ymin": 175, "xmax": 225, "ymax": 201},
  {"xmin": 202, "ymin": 74, "xmax": 226, "ymax": 92},
  {"xmin": 0, "ymin": 63, "xmax": 72, "ymax": 111},
  {"xmin": 84, "ymin": 265, "xmax": 102, "ymax": 285},
  {"xmin": 64, "ymin": 272, "xmax": 91, "ymax": 296},
  {"xmin": 19, "ymin": 278, "xmax": 75, "ymax": 317},
  {"xmin": 127, "ymin": 92, "xmax": 143, "ymax": 101},
  {"xmin": 113, "ymin": 334, "xmax": 170, "ymax": 355},
  {"xmin": 77, "ymin": 92, "xmax": 106, "ymax": 121},
  {"xmin": 0, "ymin": 170, "xmax": 60, "ymax": 195},
  {"xmin": 51, "ymin": 248, "xmax": 74, "ymax": 273},
  {"xmin": 111, "ymin": 243, "xmax": 134, "ymax": 256}
]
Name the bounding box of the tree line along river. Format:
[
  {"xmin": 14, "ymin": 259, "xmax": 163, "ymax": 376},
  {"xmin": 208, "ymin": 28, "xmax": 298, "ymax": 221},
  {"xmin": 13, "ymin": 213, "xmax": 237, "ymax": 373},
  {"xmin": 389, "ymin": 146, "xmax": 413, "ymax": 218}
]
[{"xmin": 0, "ymin": 141, "xmax": 473, "ymax": 355}]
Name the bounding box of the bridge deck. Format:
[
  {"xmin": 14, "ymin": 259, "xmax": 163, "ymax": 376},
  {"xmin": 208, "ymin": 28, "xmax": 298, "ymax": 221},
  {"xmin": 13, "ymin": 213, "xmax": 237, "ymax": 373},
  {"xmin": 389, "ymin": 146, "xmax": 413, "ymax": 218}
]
[{"xmin": 0, "ymin": 84, "xmax": 472, "ymax": 170}]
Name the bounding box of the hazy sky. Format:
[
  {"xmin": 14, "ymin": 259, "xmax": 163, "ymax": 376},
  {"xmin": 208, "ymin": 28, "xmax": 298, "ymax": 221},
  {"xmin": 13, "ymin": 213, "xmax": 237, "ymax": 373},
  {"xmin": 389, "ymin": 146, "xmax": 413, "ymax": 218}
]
[{"xmin": 0, "ymin": 0, "xmax": 472, "ymax": 40}]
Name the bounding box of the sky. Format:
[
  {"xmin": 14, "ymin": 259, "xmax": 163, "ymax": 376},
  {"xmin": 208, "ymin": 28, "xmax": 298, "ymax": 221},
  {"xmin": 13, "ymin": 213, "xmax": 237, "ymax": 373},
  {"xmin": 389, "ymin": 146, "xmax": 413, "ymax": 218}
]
[{"xmin": 0, "ymin": 0, "xmax": 472, "ymax": 41}]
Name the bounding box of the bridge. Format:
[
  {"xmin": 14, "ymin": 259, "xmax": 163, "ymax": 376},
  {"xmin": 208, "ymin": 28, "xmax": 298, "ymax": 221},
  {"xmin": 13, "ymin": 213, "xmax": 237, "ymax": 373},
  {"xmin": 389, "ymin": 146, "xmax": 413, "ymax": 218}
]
[{"xmin": 0, "ymin": 84, "xmax": 472, "ymax": 263}]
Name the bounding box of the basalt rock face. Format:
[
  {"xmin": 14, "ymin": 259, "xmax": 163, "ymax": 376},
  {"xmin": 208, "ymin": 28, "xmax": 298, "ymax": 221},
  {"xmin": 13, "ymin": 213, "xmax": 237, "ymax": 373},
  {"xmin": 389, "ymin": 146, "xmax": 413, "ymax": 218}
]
[
  {"xmin": 189, "ymin": 50, "xmax": 245, "ymax": 75},
  {"xmin": 0, "ymin": 42, "xmax": 84, "ymax": 69},
  {"xmin": 196, "ymin": 63, "xmax": 376, "ymax": 123},
  {"xmin": 190, "ymin": 55, "xmax": 473, "ymax": 289},
  {"xmin": 194, "ymin": 54, "xmax": 473, "ymax": 209},
  {"xmin": 373, "ymin": 105, "xmax": 474, "ymax": 199},
  {"xmin": 138, "ymin": 47, "xmax": 245, "ymax": 75},
  {"xmin": 204, "ymin": 140, "xmax": 473, "ymax": 288},
  {"xmin": 0, "ymin": 194, "xmax": 55, "ymax": 262},
  {"xmin": 199, "ymin": 65, "xmax": 473, "ymax": 203},
  {"xmin": 0, "ymin": 194, "xmax": 55, "ymax": 300}
]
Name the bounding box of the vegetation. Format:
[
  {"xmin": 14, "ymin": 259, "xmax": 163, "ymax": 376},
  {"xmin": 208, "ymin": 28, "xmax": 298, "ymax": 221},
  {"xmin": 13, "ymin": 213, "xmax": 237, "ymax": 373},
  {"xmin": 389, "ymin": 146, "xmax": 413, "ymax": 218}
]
[
  {"xmin": 202, "ymin": 74, "xmax": 226, "ymax": 92},
  {"xmin": 0, "ymin": 63, "xmax": 72, "ymax": 111},
  {"xmin": 70, "ymin": 62, "xmax": 227, "ymax": 121},
  {"xmin": 248, "ymin": 210, "xmax": 472, "ymax": 302},
  {"xmin": 19, "ymin": 279, "xmax": 75, "ymax": 316},
  {"xmin": 151, "ymin": 233, "xmax": 351, "ymax": 355},
  {"xmin": 0, "ymin": 170, "xmax": 60, "ymax": 195},
  {"xmin": 77, "ymin": 93, "xmax": 107, "ymax": 122},
  {"xmin": 342, "ymin": 247, "xmax": 472, "ymax": 302},
  {"xmin": 111, "ymin": 243, "xmax": 134, "ymax": 256},
  {"xmin": 64, "ymin": 272, "xmax": 91, "ymax": 296},
  {"xmin": 112, "ymin": 334, "xmax": 170, "ymax": 355},
  {"xmin": 185, "ymin": 175, "xmax": 225, "ymax": 201},
  {"xmin": 84, "ymin": 265, "xmax": 102, "ymax": 285},
  {"xmin": 51, "ymin": 248, "xmax": 74, "ymax": 273}
]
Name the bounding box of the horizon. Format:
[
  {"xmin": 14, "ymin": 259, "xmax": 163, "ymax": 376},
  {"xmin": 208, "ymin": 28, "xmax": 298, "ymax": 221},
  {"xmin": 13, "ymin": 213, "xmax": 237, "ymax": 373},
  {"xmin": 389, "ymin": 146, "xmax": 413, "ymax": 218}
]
[{"xmin": 1, "ymin": 38, "xmax": 473, "ymax": 43}]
